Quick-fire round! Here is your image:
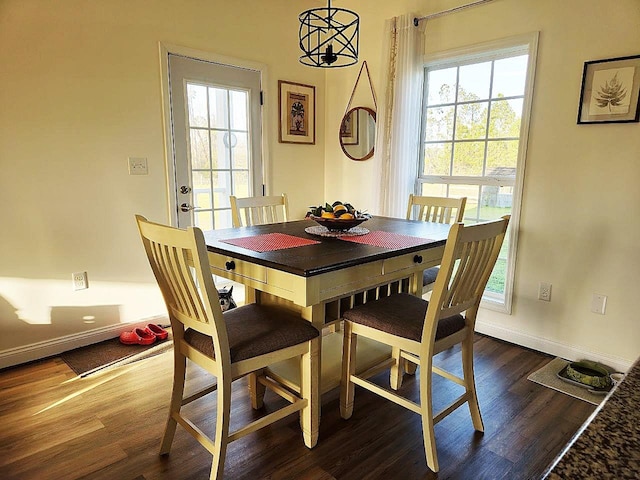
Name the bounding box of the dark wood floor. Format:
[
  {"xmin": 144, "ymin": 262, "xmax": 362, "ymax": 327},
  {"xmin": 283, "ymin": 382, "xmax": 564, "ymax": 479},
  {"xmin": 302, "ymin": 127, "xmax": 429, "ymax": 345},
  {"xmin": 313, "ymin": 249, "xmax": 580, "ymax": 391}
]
[{"xmin": 0, "ymin": 334, "xmax": 595, "ymax": 480}]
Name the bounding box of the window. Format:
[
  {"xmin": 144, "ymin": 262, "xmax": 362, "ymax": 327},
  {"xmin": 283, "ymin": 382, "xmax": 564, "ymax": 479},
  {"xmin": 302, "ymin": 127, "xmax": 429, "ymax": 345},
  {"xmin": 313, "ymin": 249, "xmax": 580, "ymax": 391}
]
[{"xmin": 418, "ymin": 34, "xmax": 538, "ymax": 312}]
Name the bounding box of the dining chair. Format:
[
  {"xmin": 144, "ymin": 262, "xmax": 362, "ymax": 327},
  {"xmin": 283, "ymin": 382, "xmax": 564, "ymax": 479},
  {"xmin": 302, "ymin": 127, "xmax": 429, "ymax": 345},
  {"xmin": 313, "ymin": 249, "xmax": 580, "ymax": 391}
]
[
  {"xmin": 406, "ymin": 194, "xmax": 467, "ymax": 295},
  {"xmin": 135, "ymin": 215, "xmax": 319, "ymax": 479},
  {"xmin": 340, "ymin": 215, "xmax": 510, "ymax": 473},
  {"xmin": 230, "ymin": 193, "xmax": 289, "ymax": 227}
]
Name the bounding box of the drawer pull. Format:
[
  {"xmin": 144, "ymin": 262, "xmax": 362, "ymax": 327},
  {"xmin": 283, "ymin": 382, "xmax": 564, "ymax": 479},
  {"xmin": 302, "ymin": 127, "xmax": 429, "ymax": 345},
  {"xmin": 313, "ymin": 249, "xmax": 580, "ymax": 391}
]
[
  {"xmin": 413, "ymin": 255, "xmax": 423, "ymax": 264},
  {"xmin": 225, "ymin": 260, "xmax": 236, "ymax": 271}
]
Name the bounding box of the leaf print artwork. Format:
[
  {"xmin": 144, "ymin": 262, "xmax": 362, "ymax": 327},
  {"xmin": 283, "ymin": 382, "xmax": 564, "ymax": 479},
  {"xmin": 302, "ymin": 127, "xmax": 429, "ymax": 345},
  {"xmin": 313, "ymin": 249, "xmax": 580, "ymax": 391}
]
[
  {"xmin": 287, "ymin": 92, "xmax": 308, "ymax": 136},
  {"xmin": 589, "ymin": 67, "xmax": 635, "ymax": 115}
]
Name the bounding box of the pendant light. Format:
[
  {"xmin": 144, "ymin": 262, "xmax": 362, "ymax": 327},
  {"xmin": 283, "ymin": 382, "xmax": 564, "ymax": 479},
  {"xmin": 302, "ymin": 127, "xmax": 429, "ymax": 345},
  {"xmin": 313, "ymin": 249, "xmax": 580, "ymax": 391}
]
[{"xmin": 299, "ymin": 0, "xmax": 359, "ymax": 68}]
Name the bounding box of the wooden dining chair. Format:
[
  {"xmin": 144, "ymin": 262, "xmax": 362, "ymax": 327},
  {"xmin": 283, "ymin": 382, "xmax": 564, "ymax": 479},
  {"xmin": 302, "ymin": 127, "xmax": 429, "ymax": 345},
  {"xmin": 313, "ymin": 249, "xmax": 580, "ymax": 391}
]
[
  {"xmin": 340, "ymin": 215, "xmax": 510, "ymax": 473},
  {"xmin": 230, "ymin": 193, "xmax": 289, "ymax": 227},
  {"xmin": 406, "ymin": 194, "xmax": 467, "ymax": 294},
  {"xmin": 135, "ymin": 215, "xmax": 319, "ymax": 479}
]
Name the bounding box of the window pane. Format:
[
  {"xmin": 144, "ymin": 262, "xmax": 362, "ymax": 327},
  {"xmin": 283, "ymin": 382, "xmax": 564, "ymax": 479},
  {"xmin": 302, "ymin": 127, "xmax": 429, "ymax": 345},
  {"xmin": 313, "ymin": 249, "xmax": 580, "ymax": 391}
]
[
  {"xmin": 214, "ymin": 209, "xmax": 233, "ymax": 229},
  {"xmin": 230, "ymin": 90, "xmax": 248, "ymax": 131},
  {"xmin": 187, "ymin": 84, "xmax": 208, "ymax": 127},
  {"xmin": 195, "ymin": 211, "xmax": 213, "ymax": 231},
  {"xmin": 425, "ymin": 106, "xmax": 454, "ymax": 141},
  {"xmin": 427, "ymin": 67, "xmax": 457, "ymax": 105},
  {"xmin": 480, "ymin": 185, "xmax": 513, "ymax": 221},
  {"xmin": 492, "ymin": 55, "xmax": 528, "ymax": 98},
  {"xmin": 488, "ymin": 99, "xmax": 522, "ymax": 138},
  {"xmin": 210, "ymin": 131, "xmax": 230, "ymax": 169},
  {"xmin": 420, "ymin": 183, "xmax": 447, "ymax": 196},
  {"xmin": 192, "ymin": 171, "xmax": 211, "ymax": 207},
  {"xmin": 232, "ymin": 132, "xmax": 249, "ymax": 169},
  {"xmin": 211, "ymin": 171, "xmax": 231, "ymax": 209},
  {"xmin": 423, "ymin": 143, "xmax": 451, "ymax": 175},
  {"xmin": 232, "ymin": 170, "xmax": 249, "ymax": 198},
  {"xmin": 455, "ymin": 102, "xmax": 488, "ymax": 140},
  {"xmin": 452, "ymin": 142, "xmax": 484, "ymax": 176},
  {"xmin": 190, "ymin": 129, "xmax": 210, "ymax": 169},
  {"xmin": 450, "ymin": 184, "xmax": 480, "ymax": 222},
  {"xmin": 459, "ymin": 62, "xmax": 491, "ymax": 101},
  {"xmin": 487, "ymin": 140, "xmax": 519, "ymax": 172},
  {"xmin": 208, "ymin": 87, "xmax": 229, "ymax": 129}
]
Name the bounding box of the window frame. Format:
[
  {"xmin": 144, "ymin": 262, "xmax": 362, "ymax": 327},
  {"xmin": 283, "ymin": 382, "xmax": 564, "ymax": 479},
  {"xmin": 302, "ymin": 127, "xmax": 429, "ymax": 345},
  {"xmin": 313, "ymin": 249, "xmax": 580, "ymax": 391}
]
[{"xmin": 419, "ymin": 32, "xmax": 539, "ymax": 314}]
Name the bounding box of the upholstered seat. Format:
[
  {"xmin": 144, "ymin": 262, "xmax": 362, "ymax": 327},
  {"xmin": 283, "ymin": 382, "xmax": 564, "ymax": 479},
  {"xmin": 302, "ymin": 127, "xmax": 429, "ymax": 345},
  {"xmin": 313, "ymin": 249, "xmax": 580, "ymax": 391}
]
[
  {"xmin": 343, "ymin": 293, "xmax": 465, "ymax": 343},
  {"xmin": 184, "ymin": 304, "xmax": 319, "ymax": 363}
]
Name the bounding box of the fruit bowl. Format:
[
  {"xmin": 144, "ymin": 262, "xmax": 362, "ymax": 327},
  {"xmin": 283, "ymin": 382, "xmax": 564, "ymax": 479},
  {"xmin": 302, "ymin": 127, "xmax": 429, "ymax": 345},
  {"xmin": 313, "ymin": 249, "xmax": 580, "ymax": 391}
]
[{"xmin": 309, "ymin": 215, "xmax": 370, "ymax": 231}]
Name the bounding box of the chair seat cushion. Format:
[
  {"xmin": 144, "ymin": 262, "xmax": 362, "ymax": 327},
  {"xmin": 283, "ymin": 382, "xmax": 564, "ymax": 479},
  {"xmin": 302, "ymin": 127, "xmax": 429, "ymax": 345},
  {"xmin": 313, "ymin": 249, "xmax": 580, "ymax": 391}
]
[
  {"xmin": 343, "ymin": 293, "xmax": 465, "ymax": 343},
  {"xmin": 184, "ymin": 304, "xmax": 319, "ymax": 363},
  {"xmin": 423, "ymin": 267, "xmax": 439, "ymax": 286}
]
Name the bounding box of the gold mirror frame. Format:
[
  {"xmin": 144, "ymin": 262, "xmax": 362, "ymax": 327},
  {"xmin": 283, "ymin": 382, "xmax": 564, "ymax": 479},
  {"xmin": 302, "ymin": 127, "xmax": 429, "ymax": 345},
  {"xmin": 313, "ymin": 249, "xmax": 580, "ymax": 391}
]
[{"xmin": 339, "ymin": 106, "xmax": 376, "ymax": 161}]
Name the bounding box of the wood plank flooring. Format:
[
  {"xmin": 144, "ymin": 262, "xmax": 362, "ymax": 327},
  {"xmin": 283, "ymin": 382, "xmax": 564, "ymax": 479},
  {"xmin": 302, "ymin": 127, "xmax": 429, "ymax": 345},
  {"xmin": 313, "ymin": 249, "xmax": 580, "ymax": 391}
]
[{"xmin": 0, "ymin": 334, "xmax": 595, "ymax": 479}]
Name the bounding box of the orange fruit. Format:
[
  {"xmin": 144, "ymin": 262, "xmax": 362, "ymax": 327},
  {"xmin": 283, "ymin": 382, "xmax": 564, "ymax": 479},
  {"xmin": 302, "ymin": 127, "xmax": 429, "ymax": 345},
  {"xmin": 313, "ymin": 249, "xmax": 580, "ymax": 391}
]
[
  {"xmin": 339, "ymin": 213, "xmax": 354, "ymax": 219},
  {"xmin": 321, "ymin": 211, "xmax": 335, "ymax": 218}
]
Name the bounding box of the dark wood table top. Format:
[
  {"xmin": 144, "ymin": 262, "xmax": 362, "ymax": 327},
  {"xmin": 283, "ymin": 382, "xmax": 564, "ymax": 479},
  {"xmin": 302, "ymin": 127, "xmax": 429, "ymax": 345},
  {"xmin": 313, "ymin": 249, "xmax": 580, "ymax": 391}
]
[{"xmin": 203, "ymin": 216, "xmax": 450, "ymax": 277}]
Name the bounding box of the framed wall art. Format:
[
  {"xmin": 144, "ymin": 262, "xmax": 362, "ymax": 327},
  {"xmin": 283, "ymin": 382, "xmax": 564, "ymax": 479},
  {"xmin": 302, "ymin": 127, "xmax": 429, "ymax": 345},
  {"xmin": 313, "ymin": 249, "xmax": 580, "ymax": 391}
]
[
  {"xmin": 577, "ymin": 54, "xmax": 640, "ymax": 124},
  {"xmin": 278, "ymin": 80, "xmax": 316, "ymax": 144},
  {"xmin": 340, "ymin": 109, "xmax": 359, "ymax": 145}
]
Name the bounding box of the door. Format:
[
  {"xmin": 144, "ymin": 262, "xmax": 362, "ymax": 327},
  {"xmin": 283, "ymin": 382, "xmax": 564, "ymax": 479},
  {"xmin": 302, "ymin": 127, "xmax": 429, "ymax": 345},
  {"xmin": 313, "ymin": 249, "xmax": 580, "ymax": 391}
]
[{"xmin": 168, "ymin": 54, "xmax": 263, "ymax": 229}]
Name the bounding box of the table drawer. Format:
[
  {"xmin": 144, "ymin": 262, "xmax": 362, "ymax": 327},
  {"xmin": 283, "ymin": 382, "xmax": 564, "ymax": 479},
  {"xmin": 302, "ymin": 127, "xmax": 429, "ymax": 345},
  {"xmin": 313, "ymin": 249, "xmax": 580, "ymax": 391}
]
[
  {"xmin": 383, "ymin": 250, "xmax": 430, "ymax": 275},
  {"xmin": 209, "ymin": 255, "xmax": 267, "ymax": 283}
]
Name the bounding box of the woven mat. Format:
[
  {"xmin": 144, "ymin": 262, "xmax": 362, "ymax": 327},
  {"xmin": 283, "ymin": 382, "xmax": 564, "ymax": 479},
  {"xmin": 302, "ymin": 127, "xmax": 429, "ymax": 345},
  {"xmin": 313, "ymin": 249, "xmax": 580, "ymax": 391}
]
[
  {"xmin": 220, "ymin": 233, "xmax": 320, "ymax": 252},
  {"xmin": 528, "ymin": 357, "xmax": 607, "ymax": 406},
  {"xmin": 339, "ymin": 230, "xmax": 432, "ymax": 249}
]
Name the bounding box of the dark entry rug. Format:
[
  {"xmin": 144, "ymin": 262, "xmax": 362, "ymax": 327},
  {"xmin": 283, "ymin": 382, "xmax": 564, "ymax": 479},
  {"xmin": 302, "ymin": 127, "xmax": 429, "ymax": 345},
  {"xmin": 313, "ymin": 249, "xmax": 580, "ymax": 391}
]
[{"xmin": 60, "ymin": 331, "xmax": 172, "ymax": 377}]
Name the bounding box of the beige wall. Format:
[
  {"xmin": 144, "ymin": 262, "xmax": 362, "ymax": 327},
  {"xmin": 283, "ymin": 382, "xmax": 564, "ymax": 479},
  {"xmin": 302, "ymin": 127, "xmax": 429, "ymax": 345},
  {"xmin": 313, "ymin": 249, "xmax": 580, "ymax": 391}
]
[
  {"xmin": 1, "ymin": 0, "xmax": 639, "ymax": 369},
  {"xmin": 324, "ymin": 0, "xmax": 640, "ymax": 369}
]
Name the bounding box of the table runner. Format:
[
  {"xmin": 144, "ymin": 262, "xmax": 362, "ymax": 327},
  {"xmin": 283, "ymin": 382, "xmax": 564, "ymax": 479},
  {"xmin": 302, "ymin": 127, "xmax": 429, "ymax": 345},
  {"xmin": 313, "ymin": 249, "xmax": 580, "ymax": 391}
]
[
  {"xmin": 221, "ymin": 232, "xmax": 320, "ymax": 252},
  {"xmin": 339, "ymin": 230, "xmax": 432, "ymax": 249}
]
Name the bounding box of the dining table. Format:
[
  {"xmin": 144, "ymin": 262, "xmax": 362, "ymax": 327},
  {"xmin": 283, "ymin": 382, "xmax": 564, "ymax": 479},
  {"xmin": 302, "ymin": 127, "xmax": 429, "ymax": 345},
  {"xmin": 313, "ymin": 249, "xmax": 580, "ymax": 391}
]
[{"xmin": 202, "ymin": 215, "xmax": 451, "ymax": 404}]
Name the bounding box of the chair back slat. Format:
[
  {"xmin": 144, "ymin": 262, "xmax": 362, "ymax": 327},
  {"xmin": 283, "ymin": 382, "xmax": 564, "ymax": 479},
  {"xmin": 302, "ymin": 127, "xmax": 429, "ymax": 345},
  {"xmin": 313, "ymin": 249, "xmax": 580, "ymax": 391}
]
[
  {"xmin": 135, "ymin": 215, "xmax": 230, "ymax": 360},
  {"xmin": 423, "ymin": 216, "xmax": 510, "ymax": 347},
  {"xmin": 230, "ymin": 194, "xmax": 289, "ymax": 227}
]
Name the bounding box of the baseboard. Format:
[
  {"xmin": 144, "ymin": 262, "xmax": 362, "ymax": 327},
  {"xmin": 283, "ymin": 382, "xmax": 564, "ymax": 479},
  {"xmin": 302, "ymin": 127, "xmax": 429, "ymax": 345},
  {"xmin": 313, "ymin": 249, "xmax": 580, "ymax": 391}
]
[
  {"xmin": 476, "ymin": 320, "xmax": 632, "ymax": 373},
  {"xmin": 0, "ymin": 315, "xmax": 169, "ymax": 370}
]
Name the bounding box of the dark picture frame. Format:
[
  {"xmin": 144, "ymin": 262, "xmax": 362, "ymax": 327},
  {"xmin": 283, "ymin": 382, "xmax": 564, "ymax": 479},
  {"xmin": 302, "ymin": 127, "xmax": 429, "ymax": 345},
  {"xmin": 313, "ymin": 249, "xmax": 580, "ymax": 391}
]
[
  {"xmin": 278, "ymin": 80, "xmax": 316, "ymax": 144},
  {"xmin": 577, "ymin": 54, "xmax": 640, "ymax": 124}
]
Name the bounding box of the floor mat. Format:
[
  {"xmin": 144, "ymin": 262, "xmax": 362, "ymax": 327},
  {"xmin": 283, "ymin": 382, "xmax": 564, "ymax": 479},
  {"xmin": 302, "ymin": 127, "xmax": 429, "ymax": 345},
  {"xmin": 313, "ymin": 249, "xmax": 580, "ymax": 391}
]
[
  {"xmin": 60, "ymin": 331, "xmax": 172, "ymax": 377},
  {"xmin": 527, "ymin": 357, "xmax": 608, "ymax": 406}
]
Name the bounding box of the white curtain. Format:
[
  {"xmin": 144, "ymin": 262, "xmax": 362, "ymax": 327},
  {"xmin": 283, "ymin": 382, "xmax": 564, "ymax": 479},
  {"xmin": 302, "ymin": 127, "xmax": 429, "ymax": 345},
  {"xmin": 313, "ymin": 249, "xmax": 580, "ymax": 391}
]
[{"xmin": 375, "ymin": 14, "xmax": 425, "ymax": 218}]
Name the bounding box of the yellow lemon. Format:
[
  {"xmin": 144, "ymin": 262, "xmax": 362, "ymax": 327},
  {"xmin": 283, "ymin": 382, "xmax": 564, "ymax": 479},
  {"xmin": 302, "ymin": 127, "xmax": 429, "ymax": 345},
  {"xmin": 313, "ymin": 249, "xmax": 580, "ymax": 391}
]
[
  {"xmin": 339, "ymin": 213, "xmax": 354, "ymax": 220},
  {"xmin": 321, "ymin": 211, "xmax": 335, "ymax": 218}
]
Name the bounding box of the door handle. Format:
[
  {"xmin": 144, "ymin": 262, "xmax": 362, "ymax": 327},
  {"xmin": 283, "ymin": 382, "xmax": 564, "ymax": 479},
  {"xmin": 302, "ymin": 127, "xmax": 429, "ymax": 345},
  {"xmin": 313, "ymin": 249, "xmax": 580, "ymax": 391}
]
[{"xmin": 180, "ymin": 203, "xmax": 195, "ymax": 212}]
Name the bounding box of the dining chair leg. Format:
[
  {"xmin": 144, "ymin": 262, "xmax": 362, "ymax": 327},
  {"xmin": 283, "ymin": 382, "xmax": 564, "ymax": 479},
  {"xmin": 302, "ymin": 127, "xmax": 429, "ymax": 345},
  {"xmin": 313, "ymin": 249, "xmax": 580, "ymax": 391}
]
[
  {"xmin": 461, "ymin": 333, "xmax": 484, "ymax": 432},
  {"xmin": 390, "ymin": 347, "xmax": 405, "ymax": 390},
  {"xmin": 300, "ymin": 337, "xmax": 320, "ymax": 448},
  {"xmin": 248, "ymin": 370, "xmax": 266, "ymax": 409},
  {"xmin": 210, "ymin": 376, "xmax": 232, "ymax": 480},
  {"xmin": 160, "ymin": 353, "xmax": 187, "ymax": 455},
  {"xmin": 340, "ymin": 321, "xmax": 357, "ymax": 419},
  {"xmin": 404, "ymin": 359, "xmax": 418, "ymax": 375},
  {"xmin": 419, "ymin": 355, "xmax": 439, "ymax": 473}
]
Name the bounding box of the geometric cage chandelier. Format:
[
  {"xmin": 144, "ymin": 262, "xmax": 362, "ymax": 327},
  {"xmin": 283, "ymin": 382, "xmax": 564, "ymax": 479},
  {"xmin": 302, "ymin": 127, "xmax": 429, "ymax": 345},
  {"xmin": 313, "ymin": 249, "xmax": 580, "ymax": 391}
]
[{"xmin": 299, "ymin": 0, "xmax": 359, "ymax": 68}]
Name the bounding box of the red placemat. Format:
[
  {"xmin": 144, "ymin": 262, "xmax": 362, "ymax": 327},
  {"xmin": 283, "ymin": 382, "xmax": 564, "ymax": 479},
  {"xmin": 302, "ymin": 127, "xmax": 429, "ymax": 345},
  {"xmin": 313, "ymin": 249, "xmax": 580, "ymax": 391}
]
[
  {"xmin": 220, "ymin": 233, "xmax": 320, "ymax": 252},
  {"xmin": 339, "ymin": 230, "xmax": 432, "ymax": 249}
]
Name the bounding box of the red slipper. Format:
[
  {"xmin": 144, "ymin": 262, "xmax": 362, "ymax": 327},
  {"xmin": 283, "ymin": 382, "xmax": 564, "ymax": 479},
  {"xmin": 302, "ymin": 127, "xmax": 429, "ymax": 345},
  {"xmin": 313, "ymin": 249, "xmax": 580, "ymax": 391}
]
[
  {"xmin": 119, "ymin": 327, "xmax": 157, "ymax": 345},
  {"xmin": 145, "ymin": 323, "xmax": 169, "ymax": 341}
]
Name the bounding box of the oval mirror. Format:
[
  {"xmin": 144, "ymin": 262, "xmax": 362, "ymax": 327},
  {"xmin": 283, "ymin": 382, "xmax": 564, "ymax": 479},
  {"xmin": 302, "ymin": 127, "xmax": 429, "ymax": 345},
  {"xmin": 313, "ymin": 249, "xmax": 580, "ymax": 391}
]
[{"xmin": 340, "ymin": 107, "xmax": 376, "ymax": 161}]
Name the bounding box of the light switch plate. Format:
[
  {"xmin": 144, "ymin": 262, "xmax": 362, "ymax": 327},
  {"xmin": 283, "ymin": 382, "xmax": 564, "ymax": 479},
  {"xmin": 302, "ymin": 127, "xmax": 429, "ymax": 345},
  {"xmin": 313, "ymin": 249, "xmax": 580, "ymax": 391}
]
[{"xmin": 128, "ymin": 157, "xmax": 148, "ymax": 175}]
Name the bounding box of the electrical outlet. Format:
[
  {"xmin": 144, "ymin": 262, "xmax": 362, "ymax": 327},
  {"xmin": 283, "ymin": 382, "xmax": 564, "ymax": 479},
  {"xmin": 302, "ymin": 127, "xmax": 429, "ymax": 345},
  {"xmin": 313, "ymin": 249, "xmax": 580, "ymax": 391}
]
[
  {"xmin": 538, "ymin": 282, "xmax": 552, "ymax": 301},
  {"xmin": 72, "ymin": 271, "xmax": 89, "ymax": 290},
  {"xmin": 591, "ymin": 293, "xmax": 607, "ymax": 314},
  {"xmin": 128, "ymin": 157, "xmax": 148, "ymax": 175}
]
